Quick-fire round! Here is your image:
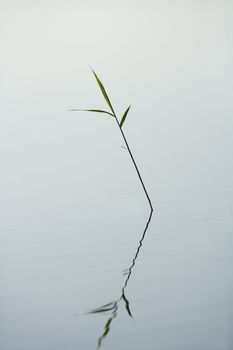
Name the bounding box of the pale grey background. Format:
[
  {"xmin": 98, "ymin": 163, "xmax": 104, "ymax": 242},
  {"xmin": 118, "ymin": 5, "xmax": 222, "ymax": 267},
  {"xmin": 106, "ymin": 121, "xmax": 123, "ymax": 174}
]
[{"xmin": 0, "ymin": 1, "xmax": 233, "ymax": 349}]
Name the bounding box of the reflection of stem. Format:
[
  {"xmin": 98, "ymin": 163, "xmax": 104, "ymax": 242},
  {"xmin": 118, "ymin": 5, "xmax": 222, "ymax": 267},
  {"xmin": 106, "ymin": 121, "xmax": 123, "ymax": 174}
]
[
  {"xmin": 88, "ymin": 209, "xmax": 153, "ymax": 348},
  {"xmin": 121, "ymin": 208, "xmax": 153, "ymax": 294}
]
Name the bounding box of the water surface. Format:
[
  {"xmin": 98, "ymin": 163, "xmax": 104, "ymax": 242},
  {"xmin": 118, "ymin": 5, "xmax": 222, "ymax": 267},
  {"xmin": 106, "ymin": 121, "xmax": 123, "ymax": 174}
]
[{"xmin": 1, "ymin": 1, "xmax": 232, "ymax": 349}]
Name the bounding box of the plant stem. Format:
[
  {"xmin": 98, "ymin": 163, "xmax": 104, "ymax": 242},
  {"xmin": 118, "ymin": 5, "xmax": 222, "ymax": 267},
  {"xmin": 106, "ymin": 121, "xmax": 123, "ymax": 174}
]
[{"xmin": 113, "ymin": 113, "xmax": 153, "ymax": 213}]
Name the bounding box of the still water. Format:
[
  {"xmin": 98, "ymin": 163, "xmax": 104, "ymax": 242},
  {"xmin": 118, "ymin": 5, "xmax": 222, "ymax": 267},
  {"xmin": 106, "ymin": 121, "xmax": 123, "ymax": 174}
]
[{"xmin": 1, "ymin": 1, "xmax": 232, "ymax": 349}]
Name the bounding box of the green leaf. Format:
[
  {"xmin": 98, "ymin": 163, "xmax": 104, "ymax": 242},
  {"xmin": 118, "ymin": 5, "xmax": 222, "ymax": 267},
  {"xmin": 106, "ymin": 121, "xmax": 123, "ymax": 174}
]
[
  {"xmin": 91, "ymin": 69, "xmax": 115, "ymax": 115},
  {"xmin": 88, "ymin": 301, "xmax": 116, "ymax": 314},
  {"xmin": 122, "ymin": 292, "xmax": 133, "ymax": 317},
  {"xmin": 69, "ymin": 109, "xmax": 114, "ymax": 117},
  {"xmin": 119, "ymin": 105, "xmax": 131, "ymax": 128},
  {"xmin": 88, "ymin": 307, "xmax": 114, "ymax": 314},
  {"xmin": 98, "ymin": 317, "xmax": 114, "ymax": 348}
]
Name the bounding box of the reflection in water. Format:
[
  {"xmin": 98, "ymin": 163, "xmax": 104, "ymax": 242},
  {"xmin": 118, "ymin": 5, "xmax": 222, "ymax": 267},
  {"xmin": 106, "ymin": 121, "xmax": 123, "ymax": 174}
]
[
  {"xmin": 72, "ymin": 71, "xmax": 154, "ymax": 347},
  {"xmin": 88, "ymin": 209, "xmax": 153, "ymax": 348}
]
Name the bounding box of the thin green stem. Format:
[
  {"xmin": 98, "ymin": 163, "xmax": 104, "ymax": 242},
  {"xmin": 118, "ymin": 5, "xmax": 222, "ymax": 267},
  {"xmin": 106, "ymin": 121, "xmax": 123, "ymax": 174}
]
[{"xmin": 113, "ymin": 113, "xmax": 153, "ymax": 213}]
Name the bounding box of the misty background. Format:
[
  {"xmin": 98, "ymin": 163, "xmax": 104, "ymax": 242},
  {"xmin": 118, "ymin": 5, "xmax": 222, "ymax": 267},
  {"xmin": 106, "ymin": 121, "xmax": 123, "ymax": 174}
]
[{"xmin": 1, "ymin": 1, "xmax": 232, "ymax": 349}]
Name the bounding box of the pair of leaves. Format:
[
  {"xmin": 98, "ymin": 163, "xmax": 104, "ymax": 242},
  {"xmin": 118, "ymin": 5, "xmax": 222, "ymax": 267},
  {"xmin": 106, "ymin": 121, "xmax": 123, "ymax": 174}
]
[
  {"xmin": 97, "ymin": 306, "xmax": 118, "ymax": 348},
  {"xmin": 88, "ymin": 300, "xmax": 118, "ymax": 348},
  {"xmin": 70, "ymin": 69, "xmax": 130, "ymax": 129},
  {"xmin": 89, "ymin": 294, "xmax": 132, "ymax": 348}
]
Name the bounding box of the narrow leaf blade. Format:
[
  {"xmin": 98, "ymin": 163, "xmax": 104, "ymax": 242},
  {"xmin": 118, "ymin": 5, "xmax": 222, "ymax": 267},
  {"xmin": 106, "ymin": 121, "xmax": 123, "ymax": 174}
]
[
  {"xmin": 88, "ymin": 301, "xmax": 116, "ymax": 314},
  {"xmin": 88, "ymin": 307, "xmax": 114, "ymax": 314},
  {"xmin": 120, "ymin": 105, "xmax": 131, "ymax": 128},
  {"xmin": 69, "ymin": 109, "xmax": 114, "ymax": 117},
  {"xmin": 91, "ymin": 69, "xmax": 115, "ymax": 115},
  {"xmin": 122, "ymin": 292, "xmax": 133, "ymax": 317}
]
